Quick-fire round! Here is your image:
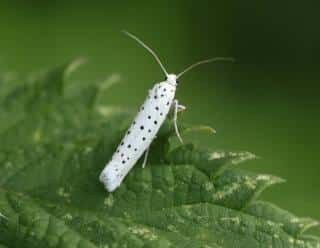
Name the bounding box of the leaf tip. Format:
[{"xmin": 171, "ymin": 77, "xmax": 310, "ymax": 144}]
[
  {"xmin": 64, "ymin": 57, "xmax": 87, "ymax": 78},
  {"xmin": 297, "ymin": 218, "xmax": 320, "ymax": 233},
  {"xmin": 99, "ymin": 73, "xmax": 122, "ymax": 92},
  {"xmin": 183, "ymin": 125, "xmax": 216, "ymax": 135},
  {"xmin": 256, "ymin": 174, "xmax": 286, "ymax": 186},
  {"xmin": 230, "ymin": 151, "xmax": 257, "ymax": 165},
  {"xmin": 0, "ymin": 211, "xmax": 8, "ymax": 221}
]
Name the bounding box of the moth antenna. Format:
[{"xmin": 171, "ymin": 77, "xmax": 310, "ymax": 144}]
[
  {"xmin": 122, "ymin": 30, "xmax": 169, "ymax": 77},
  {"xmin": 177, "ymin": 57, "xmax": 235, "ymax": 79}
]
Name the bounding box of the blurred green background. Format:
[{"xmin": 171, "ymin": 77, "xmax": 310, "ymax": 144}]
[{"xmin": 0, "ymin": 0, "xmax": 319, "ymax": 232}]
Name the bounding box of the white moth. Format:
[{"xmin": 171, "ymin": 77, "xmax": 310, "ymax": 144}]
[{"xmin": 99, "ymin": 31, "xmax": 233, "ymax": 192}]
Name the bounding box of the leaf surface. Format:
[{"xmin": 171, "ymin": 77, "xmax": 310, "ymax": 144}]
[{"xmin": 0, "ymin": 61, "xmax": 319, "ymax": 248}]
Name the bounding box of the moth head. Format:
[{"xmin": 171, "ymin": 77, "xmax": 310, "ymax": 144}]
[{"xmin": 165, "ymin": 74, "xmax": 177, "ymax": 85}]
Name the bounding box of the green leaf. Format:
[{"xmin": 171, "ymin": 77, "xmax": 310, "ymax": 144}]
[{"xmin": 0, "ymin": 61, "xmax": 319, "ymax": 247}]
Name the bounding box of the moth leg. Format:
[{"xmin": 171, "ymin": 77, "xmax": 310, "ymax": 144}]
[
  {"xmin": 173, "ymin": 99, "xmax": 184, "ymax": 144},
  {"xmin": 142, "ymin": 147, "xmax": 150, "ymax": 168},
  {"xmin": 177, "ymin": 104, "xmax": 186, "ymax": 112},
  {"xmin": 171, "ymin": 99, "xmax": 186, "ymax": 113}
]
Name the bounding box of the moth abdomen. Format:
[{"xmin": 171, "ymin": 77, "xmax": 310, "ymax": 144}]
[{"xmin": 99, "ymin": 161, "xmax": 124, "ymax": 192}]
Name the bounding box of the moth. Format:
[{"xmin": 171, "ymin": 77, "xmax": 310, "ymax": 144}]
[{"xmin": 99, "ymin": 31, "xmax": 233, "ymax": 192}]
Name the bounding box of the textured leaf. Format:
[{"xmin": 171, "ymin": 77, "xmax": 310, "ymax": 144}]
[{"xmin": 0, "ymin": 61, "xmax": 319, "ymax": 247}]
